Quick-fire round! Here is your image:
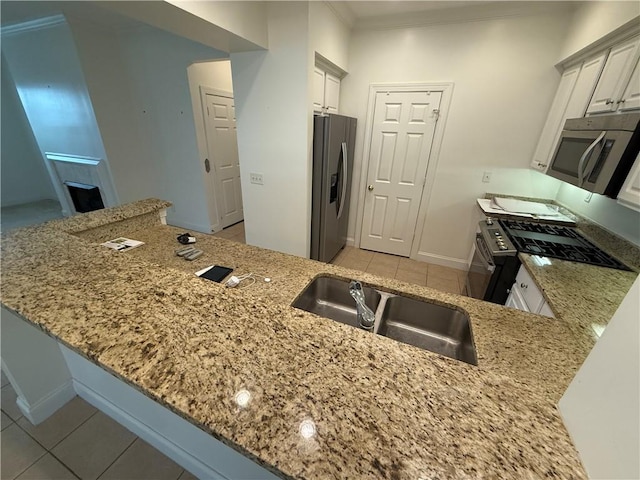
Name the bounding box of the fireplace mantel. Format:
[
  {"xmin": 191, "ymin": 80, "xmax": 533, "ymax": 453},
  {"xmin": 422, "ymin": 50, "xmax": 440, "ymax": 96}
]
[{"xmin": 46, "ymin": 153, "xmax": 118, "ymax": 216}]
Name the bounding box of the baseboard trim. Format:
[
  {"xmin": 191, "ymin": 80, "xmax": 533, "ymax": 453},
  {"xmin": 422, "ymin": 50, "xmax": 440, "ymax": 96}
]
[
  {"xmin": 73, "ymin": 380, "xmax": 226, "ymax": 480},
  {"xmin": 346, "ymin": 236, "xmax": 355, "ymax": 247},
  {"xmin": 166, "ymin": 218, "xmax": 211, "ymax": 234},
  {"xmin": 415, "ymin": 251, "xmax": 468, "ymax": 271},
  {"xmin": 16, "ymin": 380, "xmax": 75, "ymax": 425}
]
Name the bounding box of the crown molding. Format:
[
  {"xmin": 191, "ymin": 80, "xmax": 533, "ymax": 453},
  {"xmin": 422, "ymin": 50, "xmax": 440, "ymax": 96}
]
[
  {"xmin": 1, "ymin": 14, "xmax": 66, "ymax": 37},
  {"xmin": 353, "ymin": 1, "xmax": 578, "ymax": 31},
  {"xmin": 325, "ymin": 1, "xmax": 356, "ymax": 28},
  {"xmin": 558, "ymin": 16, "xmax": 640, "ymax": 68}
]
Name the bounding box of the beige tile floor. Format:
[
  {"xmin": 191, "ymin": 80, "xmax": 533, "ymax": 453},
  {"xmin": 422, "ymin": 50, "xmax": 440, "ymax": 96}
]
[
  {"xmin": 1, "ymin": 370, "xmax": 197, "ymax": 480},
  {"xmin": 211, "ymin": 221, "xmax": 245, "ymax": 244},
  {"xmin": 214, "ymin": 222, "xmax": 467, "ymax": 295},
  {"xmin": 332, "ymin": 246, "xmax": 468, "ymax": 295}
]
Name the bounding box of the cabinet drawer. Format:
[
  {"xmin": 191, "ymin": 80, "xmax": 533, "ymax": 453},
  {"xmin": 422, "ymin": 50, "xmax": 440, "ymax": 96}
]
[{"xmin": 515, "ymin": 266, "xmax": 545, "ymax": 313}]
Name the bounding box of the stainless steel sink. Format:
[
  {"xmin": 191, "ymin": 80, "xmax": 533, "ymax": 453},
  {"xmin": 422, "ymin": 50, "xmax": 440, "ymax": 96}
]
[
  {"xmin": 377, "ymin": 296, "xmax": 477, "ymax": 366},
  {"xmin": 291, "ymin": 277, "xmax": 381, "ymax": 328},
  {"xmin": 292, "ymin": 276, "xmax": 478, "ymax": 366}
]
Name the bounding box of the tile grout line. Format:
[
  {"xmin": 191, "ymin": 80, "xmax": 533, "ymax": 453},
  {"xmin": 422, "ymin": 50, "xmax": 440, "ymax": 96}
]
[
  {"xmin": 8, "ymin": 404, "xmax": 99, "ymax": 480},
  {"xmin": 6, "ymin": 428, "xmax": 48, "ymax": 480},
  {"xmin": 94, "ymin": 436, "xmax": 138, "ymax": 480},
  {"xmin": 15, "ymin": 407, "xmax": 99, "ymax": 453}
]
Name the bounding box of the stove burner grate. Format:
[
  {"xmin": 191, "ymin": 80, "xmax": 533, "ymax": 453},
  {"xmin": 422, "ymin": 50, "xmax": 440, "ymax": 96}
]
[{"xmin": 498, "ymin": 220, "xmax": 630, "ymax": 271}]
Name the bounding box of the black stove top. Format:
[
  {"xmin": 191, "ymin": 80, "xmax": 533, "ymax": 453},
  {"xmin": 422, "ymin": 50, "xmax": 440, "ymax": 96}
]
[{"xmin": 498, "ymin": 219, "xmax": 630, "ymax": 271}]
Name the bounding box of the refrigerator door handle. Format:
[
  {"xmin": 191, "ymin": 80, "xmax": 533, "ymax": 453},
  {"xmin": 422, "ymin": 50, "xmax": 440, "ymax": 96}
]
[{"xmin": 337, "ymin": 141, "xmax": 348, "ymax": 220}]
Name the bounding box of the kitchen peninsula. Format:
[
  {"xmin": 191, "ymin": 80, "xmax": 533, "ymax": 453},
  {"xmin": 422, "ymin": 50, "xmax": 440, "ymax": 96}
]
[{"xmin": 2, "ymin": 199, "xmax": 636, "ymax": 479}]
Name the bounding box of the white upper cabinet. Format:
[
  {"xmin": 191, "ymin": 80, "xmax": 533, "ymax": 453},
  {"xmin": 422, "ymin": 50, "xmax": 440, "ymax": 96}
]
[
  {"xmin": 323, "ymin": 73, "xmax": 340, "ymax": 114},
  {"xmin": 531, "ymin": 52, "xmax": 606, "ymax": 172},
  {"xmin": 619, "ymin": 59, "xmax": 640, "ymax": 111},
  {"xmin": 313, "ymin": 67, "xmax": 341, "ymax": 114},
  {"xmin": 586, "ymin": 35, "xmax": 640, "ymax": 114},
  {"xmin": 313, "ymin": 67, "xmax": 325, "ymax": 113},
  {"xmin": 617, "ymin": 152, "xmax": 640, "ymax": 212}
]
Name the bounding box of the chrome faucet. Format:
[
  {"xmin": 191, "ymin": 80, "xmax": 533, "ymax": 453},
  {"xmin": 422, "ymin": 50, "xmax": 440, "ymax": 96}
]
[{"xmin": 349, "ymin": 281, "xmax": 375, "ymax": 330}]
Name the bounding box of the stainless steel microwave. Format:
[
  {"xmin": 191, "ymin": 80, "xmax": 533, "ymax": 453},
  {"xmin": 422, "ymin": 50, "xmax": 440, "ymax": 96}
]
[{"xmin": 546, "ymin": 113, "xmax": 640, "ymax": 198}]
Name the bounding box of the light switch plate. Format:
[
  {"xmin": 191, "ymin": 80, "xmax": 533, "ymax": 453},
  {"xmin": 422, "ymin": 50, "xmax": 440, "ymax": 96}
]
[
  {"xmin": 250, "ymin": 173, "xmax": 263, "ymax": 185},
  {"xmin": 482, "ymin": 171, "xmax": 491, "ymax": 183}
]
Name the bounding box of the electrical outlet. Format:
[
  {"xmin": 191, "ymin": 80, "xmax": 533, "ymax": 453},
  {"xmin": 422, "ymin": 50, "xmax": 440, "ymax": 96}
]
[
  {"xmin": 482, "ymin": 171, "xmax": 491, "ymax": 183},
  {"xmin": 584, "ymin": 192, "xmax": 593, "ymax": 203},
  {"xmin": 250, "ymin": 173, "xmax": 264, "ymax": 185}
]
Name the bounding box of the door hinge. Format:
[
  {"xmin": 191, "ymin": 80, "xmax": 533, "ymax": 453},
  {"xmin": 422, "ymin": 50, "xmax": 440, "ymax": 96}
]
[
  {"xmin": 204, "ymin": 158, "xmax": 211, "ymax": 173},
  {"xmin": 432, "ymin": 108, "xmax": 440, "ymax": 121},
  {"xmin": 207, "ymin": 106, "xmax": 210, "ymax": 116}
]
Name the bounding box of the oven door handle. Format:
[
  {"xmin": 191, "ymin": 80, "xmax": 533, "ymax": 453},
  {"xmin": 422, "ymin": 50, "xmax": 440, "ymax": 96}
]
[
  {"xmin": 475, "ymin": 235, "xmax": 496, "ymax": 273},
  {"xmin": 578, "ymin": 131, "xmax": 606, "ymax": 187}
]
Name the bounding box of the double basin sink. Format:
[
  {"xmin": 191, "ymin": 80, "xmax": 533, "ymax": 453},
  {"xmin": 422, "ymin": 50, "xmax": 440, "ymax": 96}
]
[{"xmin": 292, "ymin": 276, "xmax": 478, "ymax": 366}]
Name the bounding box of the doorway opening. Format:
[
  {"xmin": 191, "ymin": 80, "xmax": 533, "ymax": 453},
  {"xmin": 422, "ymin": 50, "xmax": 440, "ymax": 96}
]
[{"xmin": 187, "ymin": 60, "xmax": 244, "ymax": 235}]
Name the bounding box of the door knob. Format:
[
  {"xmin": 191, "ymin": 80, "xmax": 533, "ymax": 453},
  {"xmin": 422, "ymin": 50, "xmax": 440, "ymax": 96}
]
[{"xmin": 368, "ymin": 185, "xmax": 374, "ymax": 191}]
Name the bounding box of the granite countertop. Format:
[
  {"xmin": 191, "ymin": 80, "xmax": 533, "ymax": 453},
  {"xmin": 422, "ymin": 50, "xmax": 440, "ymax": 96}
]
[
  {"xmin": 481, "ymin": 193, "xmax": 640, "ymax": 346},
  {"xmin": 4, "ymin": 198, "xmax": 636, "ymax": 479}
]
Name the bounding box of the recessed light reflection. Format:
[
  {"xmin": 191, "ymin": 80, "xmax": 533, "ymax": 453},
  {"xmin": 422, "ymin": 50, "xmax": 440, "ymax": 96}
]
[
  {"xmin": 299, "ymin": 419, "xmax": 316, "ymax": 439},
  {"xmin": 532, "ymin": 255, "xmax": 552, "ymax": 266},
  {"xmin": 234, "ymin": 389, "xmax": 251, "ymax": 408},
  {"xmin": 591, "ymin": 324, "xmax": 606, "ymax": 338}
]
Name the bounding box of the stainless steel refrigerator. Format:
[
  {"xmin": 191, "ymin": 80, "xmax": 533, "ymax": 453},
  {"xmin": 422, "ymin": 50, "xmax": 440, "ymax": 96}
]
[{"xmin": 311, "ymin": 114, "xmax": 357, "ymax": 262}]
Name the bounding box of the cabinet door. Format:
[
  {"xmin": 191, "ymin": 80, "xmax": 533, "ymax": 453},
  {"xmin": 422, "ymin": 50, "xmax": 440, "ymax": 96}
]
[
  {"xmin": 531, "ymin": 64, "xmax": 581, "ymax": 171},
  {"xmin": 531, "ymin": 53, "xmax": 607, "ymax": 172},
  {"xmin": 538, "ymin": 302, "xmax": 555, "ymax": 318},
  {"xmin": 619, "ymin": 58, "xmax": 640, "ymax": 111},
  {"xmin": 617, "ymin": 152, "xmax": 640, "ymax": 212},
  {"xmin": 313, "ymin": 67, "xmax": 325, "ymax": 113},
  {"xmin": 587, "ymin": 36, "xmax": 640, "ymax": 114},
  {"xmin": 565, "ymin": 52, "xmax": 608, "ymax": 118},
  {"xmin": 506, "ymin": 285, "xmax": 529, "ymax": 312},
  {"xmin": 515, "ymin": 266, "xmax": 545, "ymax": 313},
  {"xmin": 323, "ymin": 73, "xmax": 340, "ymax": 114}
]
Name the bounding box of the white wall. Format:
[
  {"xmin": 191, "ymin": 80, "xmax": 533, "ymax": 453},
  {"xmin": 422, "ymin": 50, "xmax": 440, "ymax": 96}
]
[
  {"xmin": 113, "ymin": 26, "xmax": 228, "ymax": 232},
  {"xmin": 559, "ymin": 275, "xmax": 639, "ymax": 480},
  {"xmin": 559, "ymin": 1, "xmax": 640, "ymax": 61},
  {"xmin": 341, "ymin": 11, "xmax": 571, "ymax": 266},
  {"xmin": 309, "ymin": 2, "xmax": 351, "ymax": 72},
  {"xmin": 67, "ymin": 20, "xmax": 159, "ymax": 206},
  {"xmin": 187, "ymin": 60, "xmax": 234, "ymax": 230},
  {"xmin": 165, "ymin": 1, "xmax": 268, "ymax": 50},
  {"xmin": 555, "ymin": 183, "xmax": 640, "ymax": 246},
  {"xmin": 98, "ymin": 1, "xmax": 267, "ymax": 53},
  {"xmin": 231, "ymin": 2, "xmax": 311, "ymax": 257},
  {"xmin": 0, "ymin": 54, "xmax": 56, "ymax": 207},
  {"xmin": 1, "ymin": 18, "xmax": 113, "ymax": 212}
]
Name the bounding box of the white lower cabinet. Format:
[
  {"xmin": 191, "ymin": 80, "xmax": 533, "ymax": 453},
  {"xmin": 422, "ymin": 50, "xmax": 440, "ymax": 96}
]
[
  {"xmin": 617, "ymin": 152, "xmax": 640, "ymax": 212},
  {"xmin": 505, "ymin": 265, "xmax": 555, "ymax": 318},
  {"xmin": 505, "ymin": 283, "xmax": 529, "ymax": 311}
]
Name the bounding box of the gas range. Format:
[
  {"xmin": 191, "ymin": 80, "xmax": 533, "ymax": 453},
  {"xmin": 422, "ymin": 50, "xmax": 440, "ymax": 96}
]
[{"xmin": 498, "ymin": 219, "xmax": 630, "ymax": 271}]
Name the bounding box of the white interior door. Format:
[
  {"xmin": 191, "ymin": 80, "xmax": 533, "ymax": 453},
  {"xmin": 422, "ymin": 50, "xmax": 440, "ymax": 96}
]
[
  {"xmin": 204, "ymin": 93, "xmax": 243, "ymax": 228},
  {"xmin": 360, "ymin": 91, "xmax": 441, "ymax": 256}
]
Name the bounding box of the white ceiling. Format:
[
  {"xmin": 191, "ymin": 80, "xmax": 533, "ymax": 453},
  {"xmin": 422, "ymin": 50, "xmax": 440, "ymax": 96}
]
[{"xmin": 343, "ymin": 1, "xmax": 494, "ymax": 18}]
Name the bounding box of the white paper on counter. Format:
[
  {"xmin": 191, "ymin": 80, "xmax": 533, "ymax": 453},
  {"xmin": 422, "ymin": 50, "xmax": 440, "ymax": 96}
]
[
  {"xmin": 476, "ymin": 199, "xmax": 575, "ymax": 224},
  {"xmin": 493, "ymin": 197, "xmax": 559, "ymax": 216}
]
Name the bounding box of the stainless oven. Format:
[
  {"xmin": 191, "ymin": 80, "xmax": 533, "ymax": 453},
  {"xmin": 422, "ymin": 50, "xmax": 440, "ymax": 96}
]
[
  {"xmin": 546, "ymin": 113, "xmax": 640, "ymax": 197},
  {"xmin": 466, "ymin": 219, "xmax": 520, "ymax": 305}
]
